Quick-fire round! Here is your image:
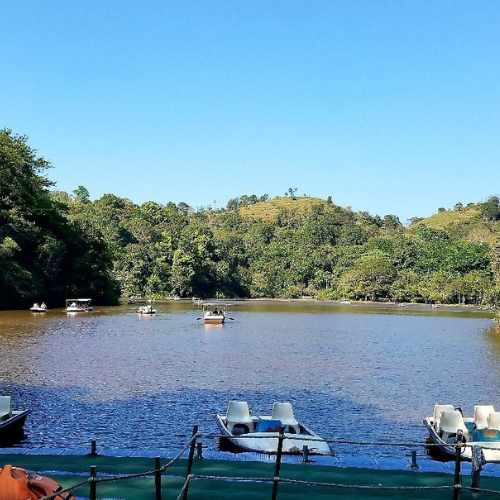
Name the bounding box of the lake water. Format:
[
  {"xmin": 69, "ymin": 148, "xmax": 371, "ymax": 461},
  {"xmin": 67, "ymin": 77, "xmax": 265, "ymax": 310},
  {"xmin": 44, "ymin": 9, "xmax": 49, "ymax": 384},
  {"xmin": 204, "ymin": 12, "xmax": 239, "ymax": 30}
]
[{"xmin": 0, "ymin": 300, "xmax": 498, "ymax": 460}]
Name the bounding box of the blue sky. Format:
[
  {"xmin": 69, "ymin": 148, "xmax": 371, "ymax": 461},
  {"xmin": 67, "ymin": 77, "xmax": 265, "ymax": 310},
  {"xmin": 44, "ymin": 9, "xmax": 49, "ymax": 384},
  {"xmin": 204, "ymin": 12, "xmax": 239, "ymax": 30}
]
[{"xmin": 1, "ymin": 1, "xmax": 499, "ymax": 223}]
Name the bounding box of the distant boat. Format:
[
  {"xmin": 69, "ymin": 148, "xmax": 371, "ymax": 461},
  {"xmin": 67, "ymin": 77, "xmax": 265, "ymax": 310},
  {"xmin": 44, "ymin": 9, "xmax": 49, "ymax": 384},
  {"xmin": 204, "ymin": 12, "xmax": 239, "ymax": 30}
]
[
  {"xmin": 30, "ymin": 302, "xmax": 47, "ymax": 313},
  {"xmin": 137, "ymin": 304, "xmax": 156, "ymax": 315},
  {"xmin": 201, "ymin": 303, "xmax": 228, "ymax": 324},
  {"xmin": 66, "ymin": 298, "xmax": 93, "ymax": 313}
]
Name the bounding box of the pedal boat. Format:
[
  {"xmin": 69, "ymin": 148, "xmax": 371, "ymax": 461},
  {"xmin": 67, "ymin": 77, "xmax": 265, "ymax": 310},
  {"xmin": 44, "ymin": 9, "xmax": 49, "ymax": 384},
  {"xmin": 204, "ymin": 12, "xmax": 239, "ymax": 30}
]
[
  {"xmin": 424, "ymin": 404, "xmax": 500, "ymax": 462},
  {"xmin": 0, "ymin": 396, "xmax": 30, "ymax": 443},
  {"xmin": 216, "ymin": 401, "xmax": 331, "ymax": 455}
]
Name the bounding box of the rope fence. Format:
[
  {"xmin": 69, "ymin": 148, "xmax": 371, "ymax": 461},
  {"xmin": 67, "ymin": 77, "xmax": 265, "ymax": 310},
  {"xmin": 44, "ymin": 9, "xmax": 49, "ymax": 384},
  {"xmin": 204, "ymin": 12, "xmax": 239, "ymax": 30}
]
[{"xmin": 31, "ymin": 426, "xmax": 500, "ymax": 500}]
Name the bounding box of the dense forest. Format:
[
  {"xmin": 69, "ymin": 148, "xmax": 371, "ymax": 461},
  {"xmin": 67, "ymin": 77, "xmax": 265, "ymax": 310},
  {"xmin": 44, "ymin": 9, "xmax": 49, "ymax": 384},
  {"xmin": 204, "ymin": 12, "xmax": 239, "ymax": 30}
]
[{"xmin": 2, "ymin": 129, "xmax": 500, "ymax": 310}]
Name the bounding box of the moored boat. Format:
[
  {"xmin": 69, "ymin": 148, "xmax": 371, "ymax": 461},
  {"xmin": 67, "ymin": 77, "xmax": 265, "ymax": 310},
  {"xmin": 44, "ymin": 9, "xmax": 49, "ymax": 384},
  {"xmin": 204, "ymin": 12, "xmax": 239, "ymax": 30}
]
[
  {"xmin": 216, "ymin": 401, "xmax": 331, "ymax": 455},
  {"xmin": 65, "ymin": 298, "xmax": 93, "ymax": 313},
  {"xmin": 0, "ymin": 396, "xmax": 30, "ymax": 444},
  {"xmin": 424, "ymin": 404, "xmax": 500, "ymax": 462}
]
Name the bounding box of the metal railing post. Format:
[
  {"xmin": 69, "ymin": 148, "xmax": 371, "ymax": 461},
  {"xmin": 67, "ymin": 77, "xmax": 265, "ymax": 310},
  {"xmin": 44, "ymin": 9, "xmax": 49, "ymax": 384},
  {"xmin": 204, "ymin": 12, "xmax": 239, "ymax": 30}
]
[
  {"xmin": 453, "ymin": 430, "xmax": 463, "ymax": 500},
  {"xmin": 271, "ymin": 426, "xmax": 285, "ymax": 500},
  {"xmin": 183, "ymin": 424, "xmax": 199, "ymax": 500},
  {"xmin": 89, "ymin": 465, "xmax": 97, "ymax": 500},
  {"xmin": 155, "ymin": 456, "xmax": 162, "ymax": 500}
]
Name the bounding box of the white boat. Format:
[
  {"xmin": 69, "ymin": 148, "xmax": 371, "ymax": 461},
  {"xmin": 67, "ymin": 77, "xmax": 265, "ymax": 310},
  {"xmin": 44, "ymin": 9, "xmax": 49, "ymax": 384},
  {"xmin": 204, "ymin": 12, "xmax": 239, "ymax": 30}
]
[
  {"xmin": 30, "ymin": 302, "xmax": 47, "ymax": 312},
  {"xmin": 137, "ymin": 304, "xmax": 156, "ymax": 315},
  {"xmin": 216, "ymin": 401, "xmax": 331, "ymax": 455},
  {"xmin": 66, "ymin": 298, "xmax": 93, "ymax": 313},
  {"xmin": 201, "ymin": 303, "xmax": 228, "ymax": 324},
  {"xmin": 424, "ymin": 404, "xmax": 500, "ymax": 462},
  {"xmin": 0, "ymin": 396, "xmax": 30, "ymax": 443}
]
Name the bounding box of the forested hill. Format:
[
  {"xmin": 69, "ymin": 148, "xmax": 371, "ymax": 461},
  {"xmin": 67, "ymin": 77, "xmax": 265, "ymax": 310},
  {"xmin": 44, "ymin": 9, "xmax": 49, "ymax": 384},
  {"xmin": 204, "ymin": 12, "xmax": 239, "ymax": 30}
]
[{"xmin": 2, "ymin": 129, "xmax": 500, "ymax": 309}]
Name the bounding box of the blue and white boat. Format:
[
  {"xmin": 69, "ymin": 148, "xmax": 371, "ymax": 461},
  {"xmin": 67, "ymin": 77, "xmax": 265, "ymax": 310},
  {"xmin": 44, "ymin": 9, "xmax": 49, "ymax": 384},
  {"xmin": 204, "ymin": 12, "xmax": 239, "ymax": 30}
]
[
  {"xmin": 216, "ymin": 401, "xmax": 331, "ymax": 455},
  {"xmin": 424, "ymin": 404, "xmax": 500, "ymax": 462}
]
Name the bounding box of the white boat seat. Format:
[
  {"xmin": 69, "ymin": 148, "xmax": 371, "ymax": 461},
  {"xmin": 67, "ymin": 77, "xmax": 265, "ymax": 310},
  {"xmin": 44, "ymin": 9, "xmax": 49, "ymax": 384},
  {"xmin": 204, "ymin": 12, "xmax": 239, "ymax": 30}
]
[
  {"xmin": 474, "ymin": 405, "xmax": 495, "ymax": 429},
  {"xmin": 433, "ymin": 404, "xmax": 454, "ymax": 429},
  {"xmin": 0, "ymin": 396, "xmax": 12, "ymax": 421},
  {"xmin": 271, "ymin": 402, "xmax": 300, "ymax": 434},
  {"xmin": 226, "ymin": 401, "xmax": 254, "ymax": 433},
  {"xmin": 487, "ymin": 412, "xmax": 500, "ymax": 431},
  {"xmin": 440, "ymin": 410, "xmax": 469, "ymax": 437}
]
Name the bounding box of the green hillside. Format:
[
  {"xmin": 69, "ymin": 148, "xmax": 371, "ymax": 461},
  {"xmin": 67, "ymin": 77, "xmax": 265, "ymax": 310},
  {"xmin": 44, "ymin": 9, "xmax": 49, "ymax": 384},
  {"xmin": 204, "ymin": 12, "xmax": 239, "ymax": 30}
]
[{"xmin": 239, "ymin": 196, "xmax": 330, "ymax": 222}]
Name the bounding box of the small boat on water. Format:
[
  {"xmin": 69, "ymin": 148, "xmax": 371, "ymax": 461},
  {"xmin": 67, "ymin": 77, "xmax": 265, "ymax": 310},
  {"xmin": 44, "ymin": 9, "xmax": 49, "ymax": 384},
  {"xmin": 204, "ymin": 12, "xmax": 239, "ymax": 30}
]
[
  {"xmin": 216, "ymin": 401, "xmax": 331, "ymax": 455},
  {"xmin": 29, "ymin": 302, "xmax": 47, "ymax": 313},
  {"xmin": 424, "ymin": 404, "xmax": 500, "ymax": 462},
  {"xmin": 137, "ymin": 304, "xmax": 156, "ymax": 315},
  {"xmin": 201, "ymin": 303, "xmax": 228, "ymax": 325},
  {"xmin": 65, "ymin": 298, "xmax": 93, "ymax": 313},
  {"xmin": 0, "ymin": 396, "xmax": 30, "ymax": 444}
]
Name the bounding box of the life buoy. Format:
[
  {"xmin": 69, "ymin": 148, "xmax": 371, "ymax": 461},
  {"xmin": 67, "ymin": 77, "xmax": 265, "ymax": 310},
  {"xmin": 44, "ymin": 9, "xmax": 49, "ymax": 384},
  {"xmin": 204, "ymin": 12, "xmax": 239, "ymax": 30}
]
[{"xmin": 0, "ymin": 464, "xmax": 73, "ymax": 500}]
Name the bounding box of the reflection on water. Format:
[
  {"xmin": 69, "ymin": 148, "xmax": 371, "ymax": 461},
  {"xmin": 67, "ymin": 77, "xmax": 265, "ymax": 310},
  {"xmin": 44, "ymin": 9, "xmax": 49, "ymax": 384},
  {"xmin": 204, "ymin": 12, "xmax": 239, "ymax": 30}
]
[{"xmin": 0, "ymin": 301, "xmax": 496, "ymax": 459}]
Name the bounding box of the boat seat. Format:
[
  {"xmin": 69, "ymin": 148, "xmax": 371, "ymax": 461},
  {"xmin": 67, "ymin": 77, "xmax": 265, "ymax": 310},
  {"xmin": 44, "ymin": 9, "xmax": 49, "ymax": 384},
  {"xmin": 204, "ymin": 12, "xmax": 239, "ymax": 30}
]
[
  {"xmin": 440, "ymin": 410, "xmax": 469, "ymax": 438},
  {"xmin": 226, "ymin": 401, "xmax": 254, "ymax": 434},
  {"xmin": 271, "ymin": 402, "xmax": 300, "ymax": 434},
  {"xmin": 474, "ymin": 405, "xmax": 495, "ymax": 429},
  {"xmin": 487, "ymin": 412, "xmax": 500, "ymax": 431},
  {"xmin": 433, "ymin": 404, "xmax": 454, "ymax": 429},
  {"xmin": 0, "ymin": 396, "xmax": 12, "ymax": 421}
]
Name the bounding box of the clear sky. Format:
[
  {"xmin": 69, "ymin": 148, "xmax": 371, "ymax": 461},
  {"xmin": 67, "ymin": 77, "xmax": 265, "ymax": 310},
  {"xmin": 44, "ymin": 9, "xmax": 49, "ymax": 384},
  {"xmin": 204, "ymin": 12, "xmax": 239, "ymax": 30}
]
[{"xmin": 1, "ymin": 1, "xmax": 499, "ymax": 223}]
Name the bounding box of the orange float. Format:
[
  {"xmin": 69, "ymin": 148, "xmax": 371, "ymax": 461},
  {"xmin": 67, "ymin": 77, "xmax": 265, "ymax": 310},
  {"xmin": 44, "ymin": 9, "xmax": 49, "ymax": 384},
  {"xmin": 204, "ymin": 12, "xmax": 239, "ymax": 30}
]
[{"xmin": 0, "ymin": 464, "xmax": 73, "ymax": 500}]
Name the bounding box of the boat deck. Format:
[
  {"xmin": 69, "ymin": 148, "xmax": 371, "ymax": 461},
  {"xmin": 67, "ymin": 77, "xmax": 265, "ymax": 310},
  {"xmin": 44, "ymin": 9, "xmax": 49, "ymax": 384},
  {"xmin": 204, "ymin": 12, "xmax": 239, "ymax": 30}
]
[{"xmin": 2, "ymin": 449, "xmax": 500, "ymax": 499}]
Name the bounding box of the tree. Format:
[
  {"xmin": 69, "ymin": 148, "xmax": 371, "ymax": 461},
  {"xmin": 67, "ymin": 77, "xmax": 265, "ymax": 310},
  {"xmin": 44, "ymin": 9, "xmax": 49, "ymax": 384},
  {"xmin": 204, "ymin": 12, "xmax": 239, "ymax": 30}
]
[{"xmin": 73, "ymin": 185, "xmax": 90, "ymax": 202}]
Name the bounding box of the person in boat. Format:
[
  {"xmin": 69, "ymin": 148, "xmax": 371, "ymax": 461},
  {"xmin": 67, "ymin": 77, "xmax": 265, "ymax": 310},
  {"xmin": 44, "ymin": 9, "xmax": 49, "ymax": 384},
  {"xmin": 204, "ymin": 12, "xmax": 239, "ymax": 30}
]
[
  {"xmin": 41, "ymin": 302, "xmax": 46, "ymax": 310},
  {"xmin": 32, "ymin": 303, "xmax": 39, "ymax": 309}
]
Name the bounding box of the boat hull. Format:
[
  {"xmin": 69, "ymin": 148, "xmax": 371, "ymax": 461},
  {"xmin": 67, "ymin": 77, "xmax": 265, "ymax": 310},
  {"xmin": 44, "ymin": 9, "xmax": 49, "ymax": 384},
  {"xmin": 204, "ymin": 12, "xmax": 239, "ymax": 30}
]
[
  {"xmin": 0, "ymin": 410, "xmax": 30, "ymax": 444},
  {"xmin": 30, "ymin": 308, "xmax": 47, "ymax": 313},
  {"xmin": 66, "ymin": 307, "xmax": 93, "ymax": 312},
  {"xmin": 423, "ymin": 417, "xmax": 500, "ymax": 462},
  {"xmin": 216, "ymin": 415, "xmax": 331, "ymax": 455},
  {"xmin": 204, "ymin": 317, "xmax": 225, "ymax": 325}
]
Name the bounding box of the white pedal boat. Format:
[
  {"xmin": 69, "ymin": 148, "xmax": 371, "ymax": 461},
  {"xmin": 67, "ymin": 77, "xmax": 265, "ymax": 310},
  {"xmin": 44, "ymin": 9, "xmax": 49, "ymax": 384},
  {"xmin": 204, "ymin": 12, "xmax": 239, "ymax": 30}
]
[
  {"xmin": 216, "ymin": 401, "xmax": 331, "ymax": 455},
  {"xmin": 424, "ymin": 404, "xmax": 500, "ymax": 462}
]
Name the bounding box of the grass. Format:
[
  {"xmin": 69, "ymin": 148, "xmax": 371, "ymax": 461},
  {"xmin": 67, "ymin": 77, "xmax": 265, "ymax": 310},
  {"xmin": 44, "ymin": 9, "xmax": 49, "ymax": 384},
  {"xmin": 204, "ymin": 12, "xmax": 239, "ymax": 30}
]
[{"xmin": 239, "ymin": 197, "xmax": 329, "ymax": 223}]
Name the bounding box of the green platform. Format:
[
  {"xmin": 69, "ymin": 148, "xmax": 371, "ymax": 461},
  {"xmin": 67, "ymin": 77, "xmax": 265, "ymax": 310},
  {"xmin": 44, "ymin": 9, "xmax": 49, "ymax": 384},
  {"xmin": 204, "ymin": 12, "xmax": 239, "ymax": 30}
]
[{"xmin": 1, "ymin": 453, "xmax": 500, "ymax": 499}]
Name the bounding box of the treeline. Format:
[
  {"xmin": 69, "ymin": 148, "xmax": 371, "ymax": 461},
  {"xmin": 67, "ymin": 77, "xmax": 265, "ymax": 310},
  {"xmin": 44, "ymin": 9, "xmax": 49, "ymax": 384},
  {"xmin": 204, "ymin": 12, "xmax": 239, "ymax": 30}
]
[
  {"xmin": 2, "ymin": 129, "xmax": 500, "ymax": 309},
  {"xmin": 0, "ymin": 130, "xmax": 120, "ymax": 309}
]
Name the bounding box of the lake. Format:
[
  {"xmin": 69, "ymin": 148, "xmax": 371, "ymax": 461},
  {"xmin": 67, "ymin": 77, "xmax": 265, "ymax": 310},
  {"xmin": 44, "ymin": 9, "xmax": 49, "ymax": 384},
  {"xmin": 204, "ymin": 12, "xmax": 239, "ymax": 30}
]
[{"xmin": 0, "ymin": 300, "xmax": 497, "ymax": 460}]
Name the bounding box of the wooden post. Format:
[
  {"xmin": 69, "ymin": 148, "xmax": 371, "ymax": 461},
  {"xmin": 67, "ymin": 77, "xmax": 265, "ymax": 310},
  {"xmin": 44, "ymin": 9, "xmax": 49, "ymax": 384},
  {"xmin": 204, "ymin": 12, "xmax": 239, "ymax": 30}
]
[
  {"xmin": 271, "ymin": 427, "xmax": 285, "ymax": 500},
  {"xmin": 90, "ymin": 440, "xmax": 97, "ymax": 456},
  {"xmin": 155, "ymin": 456, "xmax": 162, "ymax": 500},
  {"xmin": 453, "ymin": 430, "xmax": 463, "ymax": 500},
  {"xmin": 89, "ymin": 465, "xmax": 97, "ymax": 500},
  {"xmin": 183, "ymin": 424, "xmax": 198, "ymax": 500},
  {"xmin": 197, "ymin": 441, "xmax": 203, "ymax": 459}
]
